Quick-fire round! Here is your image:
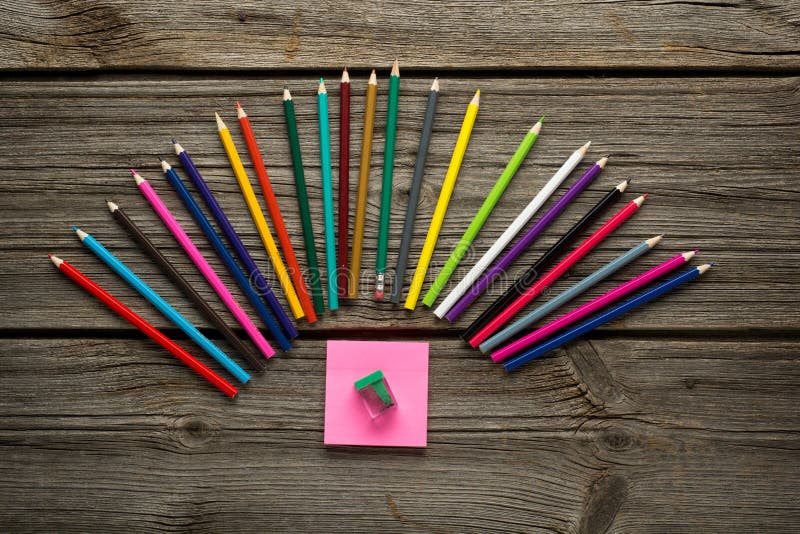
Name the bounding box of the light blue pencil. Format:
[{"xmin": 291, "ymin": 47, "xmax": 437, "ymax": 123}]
[
  {"xmin": 318, "ymin": 78, "xmax": 338, "ymax": 310},
  {"xmin": 480, "ymin": 235, "xmax": 663, "ymax": 354},
  {"xmin": 72, "ymin": 226, "xmax": 250, "ymax": 384}
]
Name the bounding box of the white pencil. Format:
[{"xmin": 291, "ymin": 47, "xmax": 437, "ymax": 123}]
[{"xmin": 433, "ymin": 141, "xmax": 590, "ymax": 319}]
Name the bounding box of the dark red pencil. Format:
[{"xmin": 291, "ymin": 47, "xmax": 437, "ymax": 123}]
[
  {"xmin": 338, "ymin": 67, "xmax": 350, "ymax": 297},
  {"xmin": 49, "ymin": 254, "xmax": 238, "ymax": 398}
]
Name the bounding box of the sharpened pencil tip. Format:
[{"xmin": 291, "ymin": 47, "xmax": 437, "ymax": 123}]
[
  {"xmin": 616, "ymin": 179, "xmax": 630, "ymax": 193},
  {"xmin": 49, "ymin": 254, "xmax": 63, "ymax": 267},
  {"xmin": 129, "ymin": 168, "xmax": 136, "ymax": 176},
  {"xmin": 682, "ymin": 250, "xmax": 697, "ymax": 261},
  {"xmin": 236, "ymin": 103, "xmax": 246, "ymax": 119},
  {"xmin": 470, "ymin": 90, "xmax": 480, "ymax": 105},
  {"xmin": 368, "ymin": 70, "xmax": 377, "ymax": 84},
  {"xmin": 214, "ymin": 112, "xmax": 226, "ymax": 130},
  {"xmin": 530, "ymin": 121, "xmax": 543, "ymax": 135},
  {"xmin": 160, "ymin": 159, "xmax": 170, "ymax": 172},
  {"xmin": 597, "ymin": 156, "xmax": 609, "ymax": 168},
  {"xmin": 698, "ymin": 263, "xmax": 713, "ymax": 274},
  {"xmin": 131, "ymin": 170, "xmax": 145, "ymax": 185},
  {"xmin": 341, "ymin": 67, "xmax": 350, "ymax": 83},
  {"xmin": 318, "ymin": 79, "xmax": 327, "ymax": 94},
  {"xmin": 283, "ymin": 87, "xmax": 292, "ymax": 100},
  {"xmin": 391, "ymin": 59, "xmax": 399, "ymax": 76},
  {"xmin": 431, "ymin": 77, "xmax": 439, "ymax": 92},
  {"xmin": 107, "ymin": 200, "xmax": 119, "ymax": 212},
  {"xmin": 236, "ymin": 101, "xmax": 242, "ymax": 108},
  {"xmin": 633, "ymin": 194, "xmax": 648, "ymax": 207},
  {"xmin": 172, "ymin": 140, "xmax": 184, "ymax": 155},
  {"xmin": 646, "ymin": 235, "xmax": 663, "ymax": 248},
  {"xmin": 579, "ymin": 141, "xmax": 591, "ymax": 154},
  {"xmin": 538, "ymin": 115, "xmax": 545, "ymax": 123},
  {"xmin": 72, "ymin": 227, "xmax": 88, "ymax": 240},
  {"xmin": 170, "ymin": 138, "xmax": 178, "ymax": 145},
  {"xmin": 157, "ymin": 156, "xmax": 164, "ymax": 162},
  {"xmin": 71, "ymin": 225, "xmax": 78, "ymax": 232}
]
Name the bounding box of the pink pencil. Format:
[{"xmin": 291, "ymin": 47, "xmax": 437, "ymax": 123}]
[
  {"xmin": 491, "ymin": 250, "xmax": 697, "ymax": 362},
  {"xmin": 132, "ymin": 169, "xmax": 275, "ymax": 359}
]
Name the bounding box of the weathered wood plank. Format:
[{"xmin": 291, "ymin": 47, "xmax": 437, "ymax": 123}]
[
  {"xmin": 0, "ymin": 76, "xmax": 797, "ymax": 331},
  {"xmin": 0, "ymin": 337, "xmax": 798, "ymax": 531},
  {"xmin": 1, "ymin": 1, "xmax": 799, "ymax": 71}
]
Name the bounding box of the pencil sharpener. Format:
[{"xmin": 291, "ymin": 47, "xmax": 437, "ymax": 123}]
[{"xmin": 355, "ymin": 370, "xmax": 397, "ymax": 419}]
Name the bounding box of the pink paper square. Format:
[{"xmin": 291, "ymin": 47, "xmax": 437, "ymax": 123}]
[{"xmin": 324, "ymin": 340, "xmax": 429, "ymax": 447}]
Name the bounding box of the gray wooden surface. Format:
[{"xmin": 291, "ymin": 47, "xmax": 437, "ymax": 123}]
[{"xmin": 1, "ymin": 1, "xmax": 799, "ymax": 532}]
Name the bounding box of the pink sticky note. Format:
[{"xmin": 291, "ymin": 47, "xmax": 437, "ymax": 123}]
[{"xmin": 324, "ymin": 340, "xmax": 429, "ymax": 447}]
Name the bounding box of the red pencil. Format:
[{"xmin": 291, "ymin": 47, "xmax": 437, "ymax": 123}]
[
  {"xmin": 49, "ymin": 255, "xmax": 238, "ymax": 398},
  {"xmin": 468, "ymin": 194, "xmax": 649, "ymax": 347},
  {"xmin": 236, "ymin": 102, "xmax": 317, "ymax": 323},
  {"xmin": 338, "ymin": 67, "xmax": 351, "ymax": 297}
]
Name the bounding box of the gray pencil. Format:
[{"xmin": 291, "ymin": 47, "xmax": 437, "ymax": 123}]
[{"xmin": 390, "ymin": 78, "xmax": 440, "ymax": 303}]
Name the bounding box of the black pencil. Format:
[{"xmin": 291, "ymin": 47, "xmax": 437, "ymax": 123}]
[
  {"xmin": 107, "ymin": 200, "xmax": 266, "ymax": 372},
  {"xmin": 462, "ymin": 179, "xmax": 630, "ymax": 341}
]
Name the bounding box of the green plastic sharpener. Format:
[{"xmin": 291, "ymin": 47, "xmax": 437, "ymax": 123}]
[{"xmin": 355, "ymin": 370, "xmax": 396, "ymax": 419}]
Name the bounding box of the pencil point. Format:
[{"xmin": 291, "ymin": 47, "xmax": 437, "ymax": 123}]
[
  {"xmin": 131, "ymin": 169, "xmax": 145, "ymax": 185},
  {"xmin": 318, "ymin": 79, "xmax": 327, "ymax": 94},
  {"xmin": 107, "ymin": 200, "xmax": 119, "ymax": 212},
  {"xmin": 129, "ymin": 168, "xmax": 136, "ymax": 176},
  {"xmin": 160, "ymin": 158, "xmax": 171, "ymax": 172},
  {"xmin": 698, "ymin": 263, "xmax": 713, "ymax": 274},
  {"xmin": 391, "ymin": 59, "xmax": 399, "ymax": 76},
  {"xmin": 368, "ymin": 69, "xmax": 377, "ymax": 85},
  {"xmin": 579, "ymin": 141, "xmax": 591, "ymax": 154},
  {"xmin": 683, "ymin": 250, "xmax": 697, "ymax": 261},
  {"xmin": 616, "ymin": 179, "xmax": 630, "ymax": 193},
  {"xmin": 530, "ymin": 121, "xmax": 543, "ymax": 135},
  {"xmin": 646, "ymin": 235, "xmax": 663, "ymax": 248},
  {"xmin": 470, "ymin": 90, "xmax": 480, "ymax": 105},
  {"xmin": 236, "ymin": 103, "xmax": 247, "ymax": 119},
  {"xmin": 157, "ymin": 156, "xmax": 164, "ymax": 162},
  {"xmin": 597, "ymin": 156, "xmax": 609, "ymax": 168},
  {"xmin": 236, "ymin": 101, "xmax": 242, "ymax": 108},
  {"xmin": 633, "ymin": 194, "xmax": 648, "ymax": 207},
  {"xmin": 172, "ymin": 140, "xmax": 184, "ymax": 155},
  {"xmin": 49, "ymin": 255, "xmax": 63, "ymax": 267},
  {"xmin": 73, "ymin": 227, "xmax": 88, "ymax": 240},
  {"xmin": 214, "ymin": 112, "xmax": 226, "ymax": 131},
  {"xmin": 341, "ymin": 67, "xmax": 350, "ymax": 84},
  {"xmin": 170, "ymin": 138, "xmax": 178, "ymax": 145},
  {"xmin": 71, "ymin": 225, "xmax": 78, "ymax": 232},
  {"xmin": 431, "ymin": 77, "xmax": 440, "ymax": 92},
  {"xmin": 283, "ymin": 87, "xmax": 292, "ymax": 100}
]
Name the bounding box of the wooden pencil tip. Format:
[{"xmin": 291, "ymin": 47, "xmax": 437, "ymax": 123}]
[
  {"xmin": 633, "ymin": 194, "xmax": 648, "ymax": 207},
  {"xmin": 318, "ymin": 79, "xmax": 327, "ymax": 94},
  {"xmin": 697, "ymin": 263, "xmax": 713, "ymax": 274},
  {"xmin": 236, "ymin": 104, "xmax": 247, "ymax": 119},
  {"xmin": 172, "ymin": 140, "xmax": 184, "ymax": 154},
  {"xmin": 73, "ymin": 227, "xmax": 88, "ymax": 240},
  {"xmin": 107, "ymin": 200, "xmax": 119, "ymax": 212},
  {"xmin": 470, "ymin": 90, "xmax": 480, "ymax": 105},
  {"xmin": 391, "ymin": 59, "xmax": 399, "ymax": 76},
  {"xmin": 597, "ymin": 156, "xmax": 609, "ymax": 168},
  {"xmin": 160, "ymin": 159, "xmax": 171, "ymax": 172},
  {"xmin": 646, "ymin": 235, "xmax": 663, "ymax": 248},
  {"xmin": 682, "ymin": 250, "xmax": 697, "ymax": 261},
  {"xmin": 431, "ymin": 77, "xmax": 439, "ymax": 92},
  {"xmin": 530, "ymin": 121, "xmax": 543, "ymax": 134},
  {"xmin": 341, "ymin": 68, "xmax": 350, "ymax": 83},
  {"xmin": 579, "ymin": 141, "xmax": 591, "ymax": 154},
  {"xmin": 49, "ymin": 254, "xmax": 63, "ymax": 267},
  {"xmin": 368, "ymin": 70, "xmax": 377, "ymax": 84},
  {"xmin": 131, "ymin": 170, "xmax": 145, "ymax": 185},
  {"xmin": 616, "ymin": 179, "xmax": 630, "ymax": 193},
  {"xmin": 214, "ymin": 112, "xmax": 226, "ymax": 130},
  {"xmin": 283, "ymin": 87, "xmax": 292, "ymax": 100}
]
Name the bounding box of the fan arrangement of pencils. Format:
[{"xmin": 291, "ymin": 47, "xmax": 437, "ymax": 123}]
[{"xmin": 50, "ymin": 61, "xmax": 713, "ymax": 397}]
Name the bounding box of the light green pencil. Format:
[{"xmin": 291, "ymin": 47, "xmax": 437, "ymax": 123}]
[{"xmin": 422, "ymin": 118, "xmax": 543, "ymax": 307}]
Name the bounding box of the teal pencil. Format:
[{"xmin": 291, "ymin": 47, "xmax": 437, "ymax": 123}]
[
  {"xmin": 71, "ymin": 226, "xmax": 250, "ymax": 384},
  {"xmin": 318, "ymin": 78, "xmax": 338, "ymax": 310},
  {"xmin": 375, "ymin": 59, "xmax": 400, "ymax": 299}
]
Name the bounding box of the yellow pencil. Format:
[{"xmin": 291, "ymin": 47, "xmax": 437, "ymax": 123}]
[
  {"xmin": 215, "ymin": 112, "xmax": 305, "ymax": 319},
  {"xmin": 405, "ymin": 90, "xmax": 480, "ymax": 310}
]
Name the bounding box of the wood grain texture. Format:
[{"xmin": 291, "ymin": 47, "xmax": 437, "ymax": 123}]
[
  {"xmin": 1, "ymin": 1, "xmax": 799, "ymax": 71},
  {"xmin": 1, "ymin": 337, "xmax": 798, "ymax": 532},
  {"xmin": 0, "ymin": 76, "xmax": 797, "ymax": 331}
]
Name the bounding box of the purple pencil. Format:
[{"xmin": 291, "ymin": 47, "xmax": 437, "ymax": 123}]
[{"xmin": 442, "ymin": 157, "xmax": 607, "ymax": 322}]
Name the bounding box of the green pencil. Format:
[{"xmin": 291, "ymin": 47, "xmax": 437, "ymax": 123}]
[
  {"xmin": 422, "ymin": 118, "xmax": 543, "ymax": 306},
  {"xmin": 283, "ymin": 87, "xmax": 325, "ymax": 314},
  {"xmin": 375, "ymin": 59, "xmax": 400, "ymax": 299}
]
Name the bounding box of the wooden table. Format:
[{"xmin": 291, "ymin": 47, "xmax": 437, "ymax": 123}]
[{"xmin": 1, "ymin": 2, "xmax": 799, "ymax": 531}]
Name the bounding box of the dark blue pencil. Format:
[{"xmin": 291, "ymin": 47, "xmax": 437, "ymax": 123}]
[
  {"xmin": 160, "ymin": 158, "xmax": 292, "ymax": 351},
  {"xmin": 172, "ymin": 139, "xmax": 298, "ymax": 340},
  {"xmin": 504, "ymin": 264, "xmax": 713, "ymax": 372}
]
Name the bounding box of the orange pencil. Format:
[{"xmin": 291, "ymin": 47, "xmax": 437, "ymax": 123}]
[{"xmin": 237, "ymin": 102, "xmax": 317, "ymax": 323}]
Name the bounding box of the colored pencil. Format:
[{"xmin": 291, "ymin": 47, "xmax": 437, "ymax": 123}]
[
  {"xmin": 468, "ymin": 194, "xmax": 648, "ymax": 346},
  {"xmin": 440, "ymin": 156, "xmax": 606, "ymax": 321},
  {"xmin": 423, "ymin": 119, "xmax": 543, "ymax": 307},
  {"xmin": 236, "ymin": 102, "xmax": 316, "ymax": 323},
  {"xmin": 462, "ymin": 179, "xmax": 629, "ymax": 341},
  {"xmin": 404, "ymin": 89, "xmax": 480, "ymax": 310},
  {"xmin": 215, "ymin": 112, "xmax": 305, "ymax": 319},
  {"xmin": 283, "ymin": 88, "xmax": 325, "ymax": 313},
  {"xmin": 482, "ymin": 235, "xmax": 663, "ymax": 355},
  {"xmin": 72, "ymin": 226, "xmax": 250, "ymax": 384},
  {"xmin": 49, "ymin": 255, "xmax": 239, "ymax": 397},
  {"xmin": 491, "ymin": 248, "xmax": 694, "ymax": 361},
  {"xmin": 390, "ymin": 77, "xmax": 439, "ymax": 304},
  {"xmin": 348, "ymin": 70, "xmax": 378, "ymax": 299},
  {"xmin": 172, "ymin": 139, "xmax": 298, "ymax": 340},
  {"xmin": 503, "ymin": 264, "xmax": 712, "ymax": 372},
  {"xmin": 434, "ymin": 141, "xmax": 590, "ymax": 318},
  {"xmin": 375, "ymin": 60, "xmax": 401, "ymax": 300},
  {"xmin": 132, "ymin": 169, "xmax": 275, "ymax": 362},
  {"xmin": 317, "ymin": 78, "xmax": 338, "ymax": 309},
  {"xmin": 338, "ymin": 68, "xmax": 350, "ymax": 297},
  {"xmin": 159, "ymin": 159, "xmax": 291, "ymax": 352},
  {"xmin": 107, "ymin": 200, "xmax": 267, "ymax": 372}
]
